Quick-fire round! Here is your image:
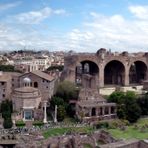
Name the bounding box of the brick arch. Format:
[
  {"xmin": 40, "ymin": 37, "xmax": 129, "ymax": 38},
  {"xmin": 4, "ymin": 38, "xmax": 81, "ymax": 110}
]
[
  {"xmin": 104, "ymin": 60, "xmax": 126, "ymax": 85},
  {"xmin": 128, "ymin": 59, "xmax": 148, "ymax": 70},
  {"xmin": 75, "ymin": 58, "xmax": 100, "ymax": 88},
  {"xmin": 129, "ymin": 60, "xmax": 148, "ymax": 84},
  {"xmin": 104, "ymin": 58, "xmax": 126, "ymax": 68},
  {"xmin": 76, "ymin": 56, "xmax": 100, "ymax": 69}
]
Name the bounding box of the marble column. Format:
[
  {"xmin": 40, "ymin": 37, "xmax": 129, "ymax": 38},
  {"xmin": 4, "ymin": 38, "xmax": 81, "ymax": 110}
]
[
  {"xmin": 43, "ymin": 101, "xmax": 47, "ymax": 124},
  {"xmin": 102, "ymin": 107, "xmax": 105, "ymax": 116},
  {"xmin": 54, "ymin": 105, "xmax": 57, "ymax": 123}
]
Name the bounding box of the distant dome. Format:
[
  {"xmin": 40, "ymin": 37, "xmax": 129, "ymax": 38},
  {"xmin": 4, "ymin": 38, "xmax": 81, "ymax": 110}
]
[{"xmin": 23, "ymin": 77, "xmax": 31, "ymax": 83}]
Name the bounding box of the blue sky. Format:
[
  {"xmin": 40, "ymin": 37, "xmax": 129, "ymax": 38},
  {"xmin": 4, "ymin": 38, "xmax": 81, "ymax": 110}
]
[{"xmin": 0, "ymin": 0, "xmax": 148, "ymax": 52}]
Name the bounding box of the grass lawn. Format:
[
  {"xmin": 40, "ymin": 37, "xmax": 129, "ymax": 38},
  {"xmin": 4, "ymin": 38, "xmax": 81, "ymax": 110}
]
[
  {"xmin": 43, "ymin": 126, "xmax": 93, "ymax": 139},
  {"xmin": 107, "ymin": 118, "xmax": 148, "ymax": 140},
  {"xmin": 83, "ymin": 143, "xmax": 93, "ymax": 148}
]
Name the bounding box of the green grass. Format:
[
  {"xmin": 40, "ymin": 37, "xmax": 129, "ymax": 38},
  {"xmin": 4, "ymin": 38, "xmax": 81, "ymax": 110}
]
[
  {"xmin": 43, "ymin": 126, "xmax": 93, "ymax": 139},
  {"xmin": 83, "ymin": 143, "xmax": 93, "ymax": 148},
  {"xmin": 107, "ymin": 118, "xmax": 148, "ymax": 140}
]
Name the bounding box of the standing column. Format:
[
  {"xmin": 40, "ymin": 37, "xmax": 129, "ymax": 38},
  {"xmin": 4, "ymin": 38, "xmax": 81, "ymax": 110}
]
[
  {"xmin": 89, "ymin": 108, "xmax": 92, "ymax": 117},
  {"xmin": 102, "ymin": 107, "xmax": 105, "ymax": 116},
  {"xmin": 99, "ymin": 64, "xmax": 104, "ymax": 87},
  {"xmin": 54, "ymin": 105, "xmax": 57, "ymax": 123},
  {"xmin": 124, "ymin": 67, "xmax": 129, "ymax": 86},
  {"xmin": 43, "ymin": 101, "xmax": 47, "ymax": 124}
]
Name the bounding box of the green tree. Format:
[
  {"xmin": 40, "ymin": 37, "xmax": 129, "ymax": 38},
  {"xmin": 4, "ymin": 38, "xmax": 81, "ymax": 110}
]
[
  {"xmin": 1, "ymin": 100, "xmax": 13, "ymax": 119},
  {"xmin": 117, "ymin": 104, "xmax": 126, "ymax": 119},
  {"xmin": 3, "ymin": 118, "xmax": 13, "ymax": 129},
  {"xmin": 56, "ymin": 81, "xmax": 79, "ymax": 102},
  {"xmin": 50, "ymin": 96, "xmax": 66, "ymax": 109},
  {"xmin": 57, "ymin": 105, "xmax": 66, "ymax": 121},
  {"xmin": 46, "ymin": 65, "xmax": 64, "ymax": 72},
  {"xmin": 108, "ymin": 91, "xmax": 125, "ymax": 104},
  {"xmin": 108, "ymin": 91, "xmax": 141, "ymax": 123},
  {"xmin": 137, "ymin": 94, "xmax": 148, "ymax": 115},
  {"xmin": 124, "ymin": 91, "xmax": 141, "ymax": 123}
]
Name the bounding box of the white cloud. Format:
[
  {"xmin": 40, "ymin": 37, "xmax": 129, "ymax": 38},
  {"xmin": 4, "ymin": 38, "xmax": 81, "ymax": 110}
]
[
  {"xmin": 66, "ymin": 8, "xmax": 148, "ymax": 52},
  {"xmin": 15, "ymin": 7, "xmax": 66, "ymax": 24},
  {"xmin": 0, "ymin": 1, "xmax": 21, "ymax": 11},
  {"xmin": 1, "ymin": 5, "xmax": 148, "ymax": 52},
  {"xmin": 129, "ymin": 5, "xmax": 148, "ymax": 20}
]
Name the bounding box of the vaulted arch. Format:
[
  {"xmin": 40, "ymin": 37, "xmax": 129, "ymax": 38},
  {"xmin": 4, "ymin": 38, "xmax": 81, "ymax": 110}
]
[
  {"xmin": 75, "ymin": 60, "xmax": 99, "ymax": 88},
  {"xmin": 104, "ymin": 60, "xmax": 125, "ymax": 85},
  {"xmin": 129, "ymin": 61, "xmax": 147, "ymax": 84}
]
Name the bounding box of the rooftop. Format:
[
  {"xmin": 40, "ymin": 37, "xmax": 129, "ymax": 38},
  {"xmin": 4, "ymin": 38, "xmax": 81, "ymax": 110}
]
[{"xmin": 14, "ymin": 86, "xmax": 39, "ymax": 93}]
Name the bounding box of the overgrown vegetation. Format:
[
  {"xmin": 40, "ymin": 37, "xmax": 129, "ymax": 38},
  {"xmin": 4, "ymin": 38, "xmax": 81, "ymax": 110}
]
[
  {"xmin": 108, "ymin": 91, "xmax": 142, "ymax": 123},
  {"xmin": 107, "ymin": 118, "xmax": 148, "ymax": 140},
  {"xmin": 43, "ymin": 126, "xmax": 93, "ymax": 139},
  {"xmin": 46, "ymin": 65, "xmax": 64, "ymax": 72},
  {"xmin": 0, "ymin": 100, "xmax": 13, "ymax": 128},
  {"xmin": 15, "ymin": 120, "xmax": 25, "ymax": 127},
  {"xmin": 48, "ymin": 81, "xmax": 79, "ymax": 121},
  {"xmin": 0, "ymin": 65, "xmax": 21, "ymax": 73}
]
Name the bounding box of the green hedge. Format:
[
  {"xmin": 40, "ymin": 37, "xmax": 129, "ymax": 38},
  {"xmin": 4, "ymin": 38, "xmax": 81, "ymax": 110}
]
[
  {"xmin": 15, "ymin": 120, "xmax": 25, "ymax": 127},
  {"xmin": 33, "ymin": 121, "xmax": 44, "ymax": 126}
]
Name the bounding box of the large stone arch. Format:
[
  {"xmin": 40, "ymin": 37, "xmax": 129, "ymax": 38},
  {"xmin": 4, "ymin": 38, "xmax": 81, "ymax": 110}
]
[
  {"xmin": 129, "ymin": 60, "xmax": 148, "ymax": 84},
  {"xmin": 104, "ymin": 60, "xmax": 125, "ymax": 86},
  {"xmin": 75, "ymin": 60, "xmax": 99, "ymax": 88}
]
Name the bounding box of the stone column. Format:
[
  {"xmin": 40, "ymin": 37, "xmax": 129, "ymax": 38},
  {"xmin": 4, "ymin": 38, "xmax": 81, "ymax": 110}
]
[
  {"xmin": 99, "ymin": 64, "xmax": 104, "ymax": 87},
  {"xmin": 43, "ymin": 101, "xmax": 47, "ymax": 124},
  {"xmin": 54, "ymin": 105, "xmax": 57, "ymax": 123},
  {"xmin": 124, "ymin": 67, "xmax": 129, "ymax": 86},
  {"xmin": 96, "ymin": 108, "xmax": 99, "ymax": 116},
  {"xmin": 102, "ymin": 106, "xmax": 105, "ymax": 116}
]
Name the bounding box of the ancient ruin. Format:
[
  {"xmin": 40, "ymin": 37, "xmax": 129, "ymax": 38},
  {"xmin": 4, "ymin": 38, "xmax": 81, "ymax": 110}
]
[{"xmin": 62, "ymin": 49, "xmax": 148, "ymax": 122}]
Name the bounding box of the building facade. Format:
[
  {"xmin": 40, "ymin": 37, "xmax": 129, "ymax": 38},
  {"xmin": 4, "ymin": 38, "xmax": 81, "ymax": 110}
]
[{"xmin": 19, "ymin": 71, "xmax": 56, "ymax": 101}]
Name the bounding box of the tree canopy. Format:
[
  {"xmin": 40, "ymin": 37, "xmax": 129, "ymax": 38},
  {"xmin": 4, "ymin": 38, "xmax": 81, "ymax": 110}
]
[
  {"xmin": 55, "ymin": 81, "xmax": 79, "ymax": 102},
  {"xmin": 108, "ymin": 91, "xmax": 141, "ymax": 123},
  {"xmin": 46, "ymin": 65, "xmax": 64, "ymax": 72}
]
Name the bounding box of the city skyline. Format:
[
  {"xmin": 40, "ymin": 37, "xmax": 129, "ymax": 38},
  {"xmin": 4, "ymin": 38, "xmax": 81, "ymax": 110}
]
[{"xmin": 0, "ymin": 0, "xmax": 148, "ymax": 52}]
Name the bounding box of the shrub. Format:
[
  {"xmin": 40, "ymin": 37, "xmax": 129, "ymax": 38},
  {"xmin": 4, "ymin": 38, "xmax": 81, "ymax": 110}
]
[
  {"xmin": 108, "ymin": 119, "xmax": 129, "ymax": 129},
  {"xmin": 3, "ymin": 118, "xmax": 13, "ymax": 129},
  {"xmin": 33, "ymin": 121, "xmax": 44, "ymax": 126},
  {"xmin": 95, "ymin": 121, "xmax": 109, "ymax": 129},
  {"xmin": 15, "ymin": 120, "xmax": 25, "ymax": 127}
]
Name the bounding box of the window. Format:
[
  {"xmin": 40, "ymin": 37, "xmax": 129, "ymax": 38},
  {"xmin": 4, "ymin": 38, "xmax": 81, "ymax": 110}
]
[
  {"xmin": 3, "ymin": 94, "xmax": 5, "ymax": 98},
  {"xmin": 34, "ymin": 82, "xmax": 38, "ymax": 88},
  {"xmin": 24, "ymin": 110, "xmax": 32, "ymax": 120},
  {"xmin": 1, "ymin": 82, "xmax": 4, "ymax": 85}
]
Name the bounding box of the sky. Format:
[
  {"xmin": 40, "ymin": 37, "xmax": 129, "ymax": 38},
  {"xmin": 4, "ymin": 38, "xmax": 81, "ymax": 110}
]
[{"xmin": 0, "ymin": 0, "xmax": 148, "ymax": 52}]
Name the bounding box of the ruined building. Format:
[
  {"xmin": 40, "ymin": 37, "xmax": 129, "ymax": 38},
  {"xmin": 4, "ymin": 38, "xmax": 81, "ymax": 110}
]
[{"xmin": 62, "ymin": 48, "xmax": 148, "ymax": 122}]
